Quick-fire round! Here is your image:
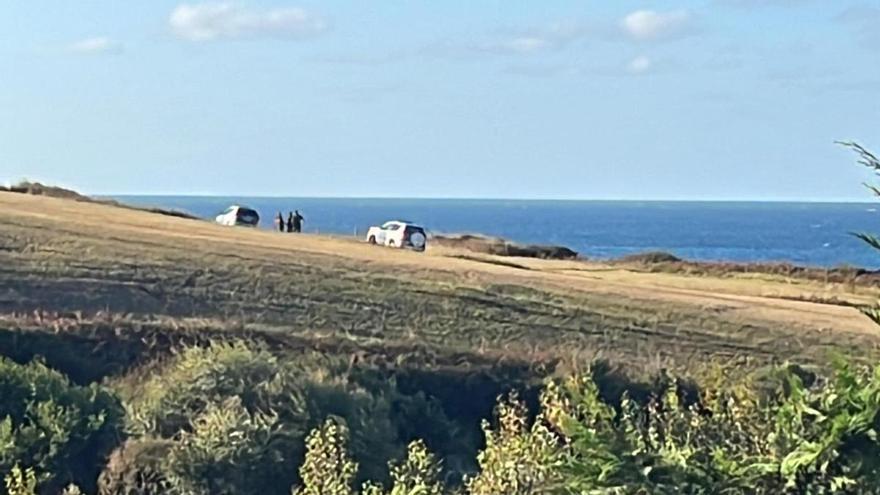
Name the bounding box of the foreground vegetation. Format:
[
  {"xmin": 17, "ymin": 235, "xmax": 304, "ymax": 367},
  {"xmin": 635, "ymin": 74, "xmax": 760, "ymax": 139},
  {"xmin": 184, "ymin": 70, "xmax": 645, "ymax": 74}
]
[{"xmin": 4, "ymin": 340, "xmax": 880, "ymax": 494}]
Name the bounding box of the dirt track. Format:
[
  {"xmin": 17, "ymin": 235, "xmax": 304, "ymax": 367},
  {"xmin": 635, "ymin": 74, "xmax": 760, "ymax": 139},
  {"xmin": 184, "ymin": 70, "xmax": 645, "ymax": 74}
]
[{"xmin": 2, "ymin": 192, "xmax": 879, "ymax": 370}]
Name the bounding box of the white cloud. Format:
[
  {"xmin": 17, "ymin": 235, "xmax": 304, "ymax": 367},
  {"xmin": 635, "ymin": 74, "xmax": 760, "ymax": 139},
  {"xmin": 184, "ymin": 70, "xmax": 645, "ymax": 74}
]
[
  {"xmin": 67, "ymin": 37, "xmax": 122, "ymax": 54},
  {"xmin": 169, "ymin": 2, "xmax": 328, "ymax": 42},
  {"xmin": 621, "ymin": 9, "xmax": 693, "ymax": 42},
  {"xmin": 628, "ymin": 55, "xmax": 653, "ymax": 74},
  {"xmin": 505, "ymin": 37, "xmax": 553, "ymax": 54},
  {"xmin": 503, "ymin": 64, "xmax": 570, "ymax": 77},
  {"xmin": 470, "ymin": 36, "xmax": 553, "ymax": 55},
  {"xmin": 463, "ymin": 21, "xmax": 594, "ymax": 56}
]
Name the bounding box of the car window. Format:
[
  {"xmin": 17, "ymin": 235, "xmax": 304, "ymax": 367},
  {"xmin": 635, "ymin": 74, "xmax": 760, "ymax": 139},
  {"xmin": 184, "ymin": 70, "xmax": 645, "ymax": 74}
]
[
  {"xmin": 222, "ymin": 206, "xmax": 235, "ymax": 214},
  {"xmin": 386, "ymin": 224, "xmax": 401, "ymax": 231}
]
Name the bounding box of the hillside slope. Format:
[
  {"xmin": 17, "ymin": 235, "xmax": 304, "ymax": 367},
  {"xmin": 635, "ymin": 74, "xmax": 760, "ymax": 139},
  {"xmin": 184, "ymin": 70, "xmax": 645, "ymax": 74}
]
[{"xmin": 2, "ymin": 191, "xmax": 879, "ymax": 371}]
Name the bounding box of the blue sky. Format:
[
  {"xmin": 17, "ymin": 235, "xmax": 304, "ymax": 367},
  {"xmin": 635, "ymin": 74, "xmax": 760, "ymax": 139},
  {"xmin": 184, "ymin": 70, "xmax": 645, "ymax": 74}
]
[{"xmin": 1, "ymin": 1, "xmax": 879, "ymax": 199}]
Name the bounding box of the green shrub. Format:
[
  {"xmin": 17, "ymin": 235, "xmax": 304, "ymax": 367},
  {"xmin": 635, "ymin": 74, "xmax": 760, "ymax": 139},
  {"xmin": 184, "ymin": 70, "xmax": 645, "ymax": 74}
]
[
  {"xmin": 119, "ymin": 342, "xmax": 401, "ymax": 493},
  {"xmin": 165, "ymin": 397, "xmax": 294, "ymax": 495},
  {"xmin": 4, "ymin": 466, "xmax": 36, "ymax": 495},
  {"xmin": 123, "ymin": 341, "xmax": 308, "ymax": 439},
  {"xmin": 411, "ymin": 359, "xmax": 880, "ymax": 494},
  {"xmin": 464, "ymin": 394, "xmax": 563, "ymax": 495},
  {"xmin": 60, "ymin": 484, "xmax": 84, "ymax": 495},
  {"xmin": 0, "ymin": 357, "xmax": 124, "ymax": 494},
  {"xmin": 386, "ymin": 389, "xmax": 478, "ymax": 477},
  {"xmin": 538, "ymin": 361, "xmax": 880, "ymax": 494},
  {"xmin": 295, "ymin": 426, "xmax": 445, "ymax": 495},
  {"xmin": 97, "ymin": 439, "xmax": 173, "ymax": 495},
  {"xmin": 293, "ymin": 418, "xmax": 357, "ymax": 495},
  {"xmin": 300, "ymin": 374, "xmax": 400, "ymax": 482},
  {"xmin": 386, "ymin": 440, "xmax": 445, "ymax": 495}
]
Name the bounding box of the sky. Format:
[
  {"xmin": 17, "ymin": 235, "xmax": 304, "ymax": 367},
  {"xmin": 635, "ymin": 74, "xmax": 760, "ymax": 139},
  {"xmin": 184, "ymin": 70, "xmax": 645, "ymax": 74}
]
[{"xmin": 1, "ymin": 1, "xmax": 879, "ymax": 200}]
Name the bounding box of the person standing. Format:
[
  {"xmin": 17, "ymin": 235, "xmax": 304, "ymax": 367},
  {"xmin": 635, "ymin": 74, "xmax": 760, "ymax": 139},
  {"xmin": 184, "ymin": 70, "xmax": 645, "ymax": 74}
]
[
  {"xmin": 275, "ymin": 212, "xmax": 284, "ymax": 232},
  {"xmin": 286, "ymin": 212, "xmax": 294, "ymax": 233},
  {"xmin": 293, "ymin": 210, "xmax": 304, "ymax": 233}
]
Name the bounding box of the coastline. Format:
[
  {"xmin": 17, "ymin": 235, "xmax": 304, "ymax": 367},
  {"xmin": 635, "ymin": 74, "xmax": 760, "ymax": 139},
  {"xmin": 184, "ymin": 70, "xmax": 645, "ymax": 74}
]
[
  {"xmin": 2, "ymin": 189, "xmax": 878, "ymax": 372},
  {"xmin": 5, "ymin": 181, "xmax": 879, "ymax": 280}
]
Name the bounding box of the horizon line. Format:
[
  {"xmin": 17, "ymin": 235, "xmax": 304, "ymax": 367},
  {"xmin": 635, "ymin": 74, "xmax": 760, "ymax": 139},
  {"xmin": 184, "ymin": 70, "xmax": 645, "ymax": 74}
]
[{"xmin": 101, "ymin": 193, "xmax": 878, "ymax": 204}]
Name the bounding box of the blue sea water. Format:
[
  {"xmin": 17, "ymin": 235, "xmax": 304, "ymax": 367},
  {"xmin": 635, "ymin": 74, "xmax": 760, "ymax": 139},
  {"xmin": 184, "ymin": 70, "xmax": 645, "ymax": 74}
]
[{"xmin": 113, "ymin": 196, "xmax": 880, "ymax": 269}]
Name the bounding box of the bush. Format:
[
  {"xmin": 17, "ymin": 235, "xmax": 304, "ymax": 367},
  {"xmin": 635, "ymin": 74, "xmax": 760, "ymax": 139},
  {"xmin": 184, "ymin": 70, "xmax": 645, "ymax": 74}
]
[
  {"xmin": 307, "ymin": 359, "xmax": 880, "ymax": 495},
  {"xmin": 385, "ymin": 440, "xmax": 445, "ymax": 495},
  {"xmin": 14, "ymin": 336, "xmax": 876, "ymax": 494},
  {"xmin": 165, "ymin": 398, "xmax": 294, "ymax": 495},
  {"xmin": 534, "ymin": 360, "xmax": 880, "ymax": 493},
  {"xmin": 106, "ymin": 349, "xmax": 880, "ymax": 494},
  {"xmin": 386, "ymin": 389, "xmax": 478, "ymax": 477},
  {"xmin": 464, "ymin": 394, "xmax": 563, "ymax": 495},
  {"xmin": 0, "ymin": 357, "xmax": 124, "ymax": 494},
  {"xmin": 296, "ymin": 426, "xmax": 445, "ymax": 495},
  {"xmin": 118, "ymin": 342, "xmax": 401, "ymax": 494},
  {"xmin": 97, "ymin": 439, "xmax": 173, "ymax": 495},
  {"xmin": 123, "ymin": 341, "xmax": 308, "ymax": 439},
  {"xmin": 293, "ymin": 419, "xmax": 357, "ymax": 495},
  {"xmin": 4, "ymin": 466, "xmax": 36, "ymax": 495},
  {"xmin": 299, "ymin": 373, "xmax": 400, "ymax": 483}
]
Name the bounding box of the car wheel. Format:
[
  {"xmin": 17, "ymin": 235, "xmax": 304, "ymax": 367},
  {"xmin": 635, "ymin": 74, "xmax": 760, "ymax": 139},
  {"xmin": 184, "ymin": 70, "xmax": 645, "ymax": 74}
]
[
  {"xmin": 368, "ymin": 236, "xmax": 377, "ymax": 245},
  {"xmin": 388, "ymin": 240, "xmax": 396, "ymax": 248},
  {"xmin": 409, "ymin": 232, "xmax": 426, "ymax": 251}
]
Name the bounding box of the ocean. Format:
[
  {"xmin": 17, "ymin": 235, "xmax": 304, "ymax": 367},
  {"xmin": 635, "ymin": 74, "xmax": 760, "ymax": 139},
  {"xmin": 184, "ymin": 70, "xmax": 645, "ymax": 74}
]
[{"xmin": 113, "ymin": 196, "xmax": 880, "ymax": 269}]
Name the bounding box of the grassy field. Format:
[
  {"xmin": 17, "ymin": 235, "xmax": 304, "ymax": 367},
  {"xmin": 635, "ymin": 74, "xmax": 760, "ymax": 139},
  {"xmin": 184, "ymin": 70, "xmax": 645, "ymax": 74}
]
[{"xmin": 2, "ymin": 191, "xmax": 880, "ymax": 376}]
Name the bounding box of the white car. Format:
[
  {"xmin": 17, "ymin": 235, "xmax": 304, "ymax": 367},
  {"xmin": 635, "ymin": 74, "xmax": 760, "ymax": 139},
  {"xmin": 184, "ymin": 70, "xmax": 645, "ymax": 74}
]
[
  {"xmin": 215, "ymin": 205, "xmax": 260, "ymax": 227},
  {"xmin": 366, "ymin": 221, "xmax": 427, "ymax": 252}
]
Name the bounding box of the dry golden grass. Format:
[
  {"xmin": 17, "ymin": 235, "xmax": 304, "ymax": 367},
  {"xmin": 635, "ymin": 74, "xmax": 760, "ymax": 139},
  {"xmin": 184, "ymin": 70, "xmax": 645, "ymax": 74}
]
[{"xmin": 2, "ymin": 191, "xmax": 880, "ymax": 373}]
